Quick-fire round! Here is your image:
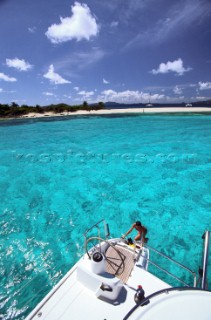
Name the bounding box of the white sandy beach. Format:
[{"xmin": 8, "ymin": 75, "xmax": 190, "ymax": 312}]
[{"xmin": 19, "ymin": 107, "xmax": 211, "ymax": 119}]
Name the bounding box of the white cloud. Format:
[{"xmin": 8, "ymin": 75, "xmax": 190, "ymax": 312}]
[
  {"xmin": 195, "ymin": 96, "xmax": 208, "ymax": 100},
  {"xmin": 64, "ymin": 94, "xmax": 72, "ymax": 99},
  {"xmin": 100, "ymin": 89, "xmax": 165, "ymax": 104},
  {"xmin": 151, "ymin": 58, "xmax": 191, "ymax": 76},
  {"xmin": 0, "ymin": 88, "xmax": 3, "ymax": 92},
  {"xmin": 173, "ymin": 86, "xmax": 183, "ymax": 94},
  {"xmin": 110, "ymin": 21, "xmax": 119, "ymax": 28},
  {"xmin": 28, "ymin": 26, "xmax": 36, "ymax": 33},
  {"xmin": 45, "ymin": 2, "xmax": 99, "ymax": 43},
  {"xmin": 43, "ymin": 92, "xmax": 55, "ymax": 96},
  {"xmin": 0, "ymin": 72, "xmax": 17, "ymax": 82},
  {"xmin": 74, "ymin": 86, "xmax": 79, "ymax": 91},
  {"xmin": 103, "ymin": 78, "xmax": 109, "ymax": 84},
  {"xmin": 43, "ymin": 65, "xmax": 71, "ymax": 85},
  {"xmin": 198, "ymin": 81, "xmax": 211, "ymax": 90},
  {"xmin": 6, "ymin": 58, "xmax": 33, "ymax": 71},
  {"xmin": 77, "ymin": 90, "xmax": 94, "ymax": 99}
]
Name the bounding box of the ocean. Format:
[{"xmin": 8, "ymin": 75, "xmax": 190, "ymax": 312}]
[{"xmin": 0, "ymin": 113, "xmax": 211, "ymax": 319}]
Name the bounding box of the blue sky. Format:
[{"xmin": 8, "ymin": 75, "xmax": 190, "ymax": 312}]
[{"xmin": 0, "ymin": 0, "xmax": 211, "ymax": 105}]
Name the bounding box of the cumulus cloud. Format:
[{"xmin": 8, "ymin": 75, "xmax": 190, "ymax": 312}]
[
  {"xmin": 195, "ymin": 96, "xmax": 207, "ymax": 100},
  {"xmin": 43, "ymin": 65, "xmax": 71, "ymax": 85},
  {"xmin": 103, "ymin": 78, "xmax": 109, "ymax": 84},
  {"xmin": 198, "ymin": 81, "xmax": 211, "ymax": 90},
  {"xmin": 45, "ymin": 2, "xmax": 99, "ymax": 43},
  {"xmin": 173, "ymin": 86, "xmax": 183, "ymax": 94},
  {"xmin": 0, "ymin": 72, "xmax": 17, "ymax": 82},
  {"xmin": 43, "ymin": 92, "xmax": 55, "ymax": 96},
  {"xmin": 6, "ymin": 58, "xmax": 33, "ymax": 71},
  {"xmin": 151, "ymin": 58, "xmax": 191, "ymax": 76},
  {"xmin": 77, "ymin": 90, "xmax": 94, "ymax": 99},
  {"xmin": 100, "ymin": 89, "xmax": 165, "ymax": 104}
]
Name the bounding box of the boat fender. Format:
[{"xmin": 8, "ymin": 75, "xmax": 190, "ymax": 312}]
[{"xmin": 138, "ymin": 248, "xmax": 148, "ymax": 268}]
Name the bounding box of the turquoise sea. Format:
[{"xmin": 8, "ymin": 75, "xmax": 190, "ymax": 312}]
[{"xmin": 0, "ymin": 113, "xmax": 211, "ymax": 319}]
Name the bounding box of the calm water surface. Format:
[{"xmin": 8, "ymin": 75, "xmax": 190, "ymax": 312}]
[{"xmin": 0, "ymin": 114, "xmax": 211, "ymax": 319}]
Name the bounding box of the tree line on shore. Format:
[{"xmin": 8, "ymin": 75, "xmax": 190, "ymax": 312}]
[{"xmin": 0, "ymin": 101, "xmax": 105, "ymax": 118}]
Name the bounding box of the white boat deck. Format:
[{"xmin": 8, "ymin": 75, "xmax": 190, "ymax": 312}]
[
  {"xmin": 25, "ymin": 225, "xmax": 211, "ymax": 320},
  {"xmin": 27, "ymin": 246, "xmax": 169, "ymax": 320}
]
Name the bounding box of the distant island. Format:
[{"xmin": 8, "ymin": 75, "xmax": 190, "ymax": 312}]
[
  {"xmin": 0, "ymin": 99, "xmax": 211, "ymax": 118},
  {"xmin": 0, "ymin": 101, "xmax": 105, "ymax": 118},
  {"xmin": 105, "ymin": 100, "xmax": 211, "ymax": 109}
]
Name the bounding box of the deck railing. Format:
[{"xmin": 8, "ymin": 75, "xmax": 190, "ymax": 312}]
[
  {"xmin": 139, "ymin": 243, "xmax": 197, "ymax": 287},
  {"xmin": 201, "ymin": 231, "xmax": 210, "ymax": 289},
  {"xmin": 83, "ymin": 219, "xmax": 110, "ymax": 249},
  {"xmin": 84, "ymin": 221, "xmax": 210, "ymax": 289}
]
